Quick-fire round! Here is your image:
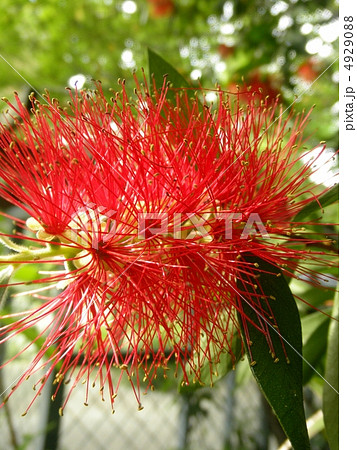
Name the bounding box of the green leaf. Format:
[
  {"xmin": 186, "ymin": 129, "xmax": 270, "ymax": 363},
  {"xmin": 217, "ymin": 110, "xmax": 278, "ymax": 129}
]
[
  {"xmin": 148, "ymin": 48, "xmax": 191, "ymax": 101},
  {"xmin": 323, "ymin": 289, "xmax": 339, "ymax": 450},
  {"xmin": 236, "ymin": 254, "xmax": 310, "ymax": 449},
  {"xmin": 301, "ymin": 311, "xmax": 330, "ymax": 384},
  {"xmin": 294, "ymin": 184, "xmax": 339, "ymax": 222},
  {"xmin": 0, "ymin": 265, "xmax": 14, "ymax": 308}
]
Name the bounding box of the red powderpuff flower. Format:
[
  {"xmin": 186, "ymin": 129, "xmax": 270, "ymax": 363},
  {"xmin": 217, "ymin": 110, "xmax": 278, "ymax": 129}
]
[{"xmin": 0, "ymin": 77, "xmax": 337, "ymax": 414}]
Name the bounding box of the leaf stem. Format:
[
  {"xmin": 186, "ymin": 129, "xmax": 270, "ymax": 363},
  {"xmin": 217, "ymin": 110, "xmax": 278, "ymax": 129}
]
[{"xmin": 0, "ymin": 244, "xmax": 80, "ymax": 264}]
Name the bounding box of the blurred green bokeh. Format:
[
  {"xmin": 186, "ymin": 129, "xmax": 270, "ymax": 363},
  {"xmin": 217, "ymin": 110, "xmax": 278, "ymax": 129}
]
[{"xmin": 0, "ymin": 0, "xmax": 338, "ymax": 146}]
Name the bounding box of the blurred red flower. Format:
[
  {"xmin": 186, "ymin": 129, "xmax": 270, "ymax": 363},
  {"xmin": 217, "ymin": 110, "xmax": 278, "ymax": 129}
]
[
  {"xmin": 230, "ymin": 71, "xmax": 281, "ymax": 106},
  {"xmin": 148, "ymin": 0, "xmax": 175, "ymax": 18},
  {"xmin": 297, "ymin": 58, "xmax": 321, "ymax": 82}
]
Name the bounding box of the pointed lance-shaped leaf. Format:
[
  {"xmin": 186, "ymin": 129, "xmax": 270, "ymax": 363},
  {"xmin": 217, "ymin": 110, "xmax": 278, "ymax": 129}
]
[
  {"xmin": 148, "ymin": 49, "xmax": 193, "ymax": 102},
  {"xmin": 236, "ymin": 254, "xmax": 310, "ymax": 449},
  {"xmin": 294, "ymin": 183, "xmax": 338, "ymax": 222}
]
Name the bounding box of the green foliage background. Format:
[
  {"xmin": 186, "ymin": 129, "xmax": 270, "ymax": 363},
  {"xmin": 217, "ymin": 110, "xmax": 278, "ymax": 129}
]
[{"xmin": 1, "ymin": 0, "xmax": 338, "ymax": 145}]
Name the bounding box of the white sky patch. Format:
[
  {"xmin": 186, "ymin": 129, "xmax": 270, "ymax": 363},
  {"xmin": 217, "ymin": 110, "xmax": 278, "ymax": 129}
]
[
  {"xmin": 319, "ymin": 20, "xmax": 339, "ymax": 43},
  {"xmin": 331, "ymin": 101, "xmax": 339, "ymax": 115},
  {"xmin": 303, "ymin": 147, "xmax": 338, "ymax": 187},
  {"xmin": 277, "ymin": 15, "xmax": 293, "ymax": 31},
  {"xmin": 220, "ymin": 23, "xmax": 235, "ymax": 35},
  {"xmin": 305, "ymin": 37, "xmax": 324, "ymax": 54},
  {"xmin": 270, "ymin": 1, "xmax": 289, "ymax": 16},
  {"xmin": 305, "ymin": 39, "xmax": 333, "ymax": 57},
  {"xmin": 215, "ymin": 61, "xmax": 227, "ymax": 73},
  {"xmin": 180, "ymin": 46, "xmax": 190, "ymax": 58},
  {"xmin": 68, "ymin": 73, "xmax": 86, "ymax": 89},
  {"xmin": 300, "ymin": 22, "xmax": 313, "ymax": 35},
  {"xmin": 190, "ymin": 69, "xmax": 202, "ymax": 80},
  {"xmin": 332, "ymin": 71, "xmax": 339, "ymax": 83},
  {"xmin": 205, "ymin": 92, "xmax": 218, "ymax": 103},
  {"xmin": 121, "ymin": 49, "xmax": 135, "ymax": 68},
  {"xmin": 319, "ymin": 44, "xmax": 333, "ymax": 57},
  {"xmin": 222, "ymin": 1, "xmax": 234, "ymax": 20},
  {"xmin": 122, "ymin": 0, "xmax": 137, "ymax": 14}
]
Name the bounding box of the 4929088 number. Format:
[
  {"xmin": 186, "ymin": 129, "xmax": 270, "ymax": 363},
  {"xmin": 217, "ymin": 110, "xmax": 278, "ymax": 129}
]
[{"xmin": 344, "ymin": 16, "xmax": 354, "ymax": 71}]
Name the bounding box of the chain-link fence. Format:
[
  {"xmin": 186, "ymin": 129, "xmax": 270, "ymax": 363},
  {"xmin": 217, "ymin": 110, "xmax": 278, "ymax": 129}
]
[{"xmin": 1, "ymin": 355, "xmax": 276, "ymax": 450}]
